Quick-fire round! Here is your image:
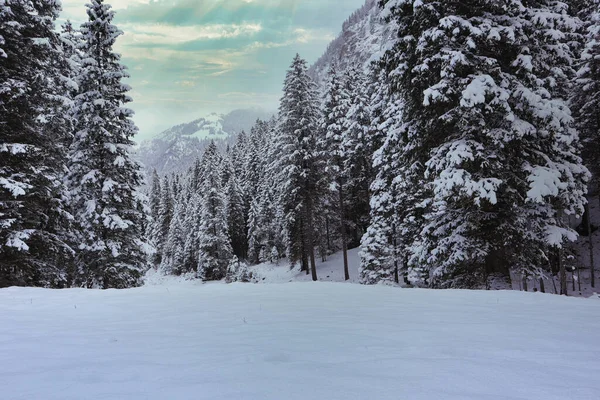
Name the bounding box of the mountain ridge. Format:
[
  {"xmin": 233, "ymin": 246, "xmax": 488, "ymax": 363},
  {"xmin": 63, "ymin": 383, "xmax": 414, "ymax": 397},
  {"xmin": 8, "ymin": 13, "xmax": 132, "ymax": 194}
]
[{"xmin": 138, "ymin": 108, "xmax": 272, "ymax": 175}]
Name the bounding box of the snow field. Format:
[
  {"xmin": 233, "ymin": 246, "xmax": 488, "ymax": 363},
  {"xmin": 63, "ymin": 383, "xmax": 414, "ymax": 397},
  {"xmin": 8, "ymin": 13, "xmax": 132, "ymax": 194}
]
[{"xmin": 1, "ymin": 283, "xmax": 599, "ymax": 400}]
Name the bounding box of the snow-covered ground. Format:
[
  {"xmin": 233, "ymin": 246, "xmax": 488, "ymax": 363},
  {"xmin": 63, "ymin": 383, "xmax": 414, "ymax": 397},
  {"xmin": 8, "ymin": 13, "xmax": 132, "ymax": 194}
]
[
  {"xmin": 1, "ymin": 282, "xmax": 599, "ymax": 400},
  {"xmin": 247, "ymin": 248, "xmax": 362, "ymax": 283}
]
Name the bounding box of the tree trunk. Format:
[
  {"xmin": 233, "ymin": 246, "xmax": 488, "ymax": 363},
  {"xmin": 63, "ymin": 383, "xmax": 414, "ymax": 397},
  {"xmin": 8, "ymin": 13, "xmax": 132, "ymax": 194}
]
[
  {"xmin": 325, "ymin": 216, "xmax": 331, "ymax": 256},
  {"xmin": 338, "ymin": 182, "xmax": 349, "ymax": 281},
  {"xmin": 392, "ymin": 222, "xmax": 399, "ymax": 284},
  {"xmin": 300, "ymin": 219, "xmax": 308, "ymax": 274},
  {"xmin": 306, "ymin": 195, "xmax": 318, "ymax": 282},
  {"xmin": 559, "ymin": 249, "xmax": 567, "ymax": 296},
  {"xmin": 539, "ymin": 278, "xmax": 545, "ymax": 294},
  {"xmin": 585, "ymin": 202, "xmax": 595, "ymax": 288}
]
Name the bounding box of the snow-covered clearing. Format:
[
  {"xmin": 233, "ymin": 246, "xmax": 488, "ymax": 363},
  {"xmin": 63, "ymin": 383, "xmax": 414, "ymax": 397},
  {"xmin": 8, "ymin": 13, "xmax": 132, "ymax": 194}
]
[
  {"xmin": 248, "ymin": 247, "xmax": 362, "ymax": 283},
  {"xmin": 1, "ymin": 282, "xmax": 599, "ymax": 400}
]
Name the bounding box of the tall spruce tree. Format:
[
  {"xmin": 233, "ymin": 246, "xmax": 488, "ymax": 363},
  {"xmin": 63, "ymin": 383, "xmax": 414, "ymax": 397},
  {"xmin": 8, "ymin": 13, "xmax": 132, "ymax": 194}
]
[
  {"xmin": 341, "ymin": 65, "xmax": 375, "ymax": 246},
  {"xmin": 276, "ymin": 54, "xmax": 322, "ymax": 280},
  {"xmin": 152, "ymin": 175, "xmax": 173, "ymax": 267},
  {"xmin": 247, "ymin": 122, "xmax": 286, "ymax": 264},
  {"xmin": 224, "ymin": 160, "xmax": 247, "ymax": 260},
  {"xmin": 364, "ymin": 0, "xmax": 587, "ymax": 289},
  {"xmin": 197, "ymin": 142, "xmax": 233, "ymax": 281},
  {"xmin": 359, "ymin": 84, "xmax": 405, "ymax": 285},
  {"xmin": 322, "ymin": 64, "xmax": 351, "ymax": 280},
  {"xmin": 572, "ymin": 0, "xmax": 600, "ymax": 288},
  {"xmin": 0, "ymin": 0, "xmax": 74, "ymax": 288},
  {"xmin": 67, "ymin": 0, "xmax": 149, "ymax": 288},
  {"xmin": 162, "ymin": 188, "xmax": 186, "ymax": 275}
]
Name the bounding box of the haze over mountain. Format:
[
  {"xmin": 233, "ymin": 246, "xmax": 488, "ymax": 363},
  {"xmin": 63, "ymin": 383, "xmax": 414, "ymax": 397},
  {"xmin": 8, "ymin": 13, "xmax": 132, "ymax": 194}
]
[{"xmin": 139, "ymin": 108, "xmax": 272, "ymax": 175}]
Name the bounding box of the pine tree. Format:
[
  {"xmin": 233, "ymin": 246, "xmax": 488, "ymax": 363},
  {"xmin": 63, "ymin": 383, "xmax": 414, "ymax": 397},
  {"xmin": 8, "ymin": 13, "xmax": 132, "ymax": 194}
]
[
  {"xmin": 321, "ymin": 64, "xmax": 351, "ymax": 279},
  {"xmin": 341, "ymin": 65, "xmax": 375, "ymax": 245},
  {"xmin": 59, "ymin": 20, "xmax": 81, "ymax": 102},
  {"xmin": 162, "ymin": 188, "xmax": 186, "ymax": 275},
  {"xmin": 572, "ymin": 0, "xmax": 600, "ymax": 288},
  {"xmin": 371, "ymin": 0, "xmax": 588, "ymax": 289},
  {"xmin": 224, "ymin": 160, "xmax": 247, "ymax": 260},
  {"xmin": 67, "ymin": 0, "xmax": 149, "ymax": 288},
  {"xmin": 152, "ymin": 175, "xmax": 173, "ymax": 266},
  {"xmin": 197, "ymin": 142, "xmax": 233, "ymax": 281},
  {"xmin": 181, "ymin": 190, "xmax": 201, "ymax": 274},
  {"xmin": 359, "ymin": 85, "xmax": 405, "ymax": 285},
  {"xmin": 246, "ymin": 119, "xmax": 285, "ymax": 264},
  {"xmin": 276, "ymin": 54, "xmax": 323, "ymax": 280},
  {"xmin": 0, "ymin": 0, "xmax": 74, "ymax": 288},
  {"xmin": 147, "ymin": 170, "xmax": 162, "ymax": 266},
  {"xmin": 149, "ymin": 170, "xmax": 161, "ymax": 224}
]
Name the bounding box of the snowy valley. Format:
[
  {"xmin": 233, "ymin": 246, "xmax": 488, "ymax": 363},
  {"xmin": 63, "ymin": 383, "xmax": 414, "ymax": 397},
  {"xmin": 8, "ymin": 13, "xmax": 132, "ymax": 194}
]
[{"xmin": 3, "ymin": 0, "xmax": 600, "ymax": 398}]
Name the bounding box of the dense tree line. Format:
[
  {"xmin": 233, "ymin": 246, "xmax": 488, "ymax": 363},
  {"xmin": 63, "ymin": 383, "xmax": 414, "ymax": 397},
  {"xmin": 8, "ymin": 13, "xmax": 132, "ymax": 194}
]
[
  {"xmin": 0, "ymin": 0, "xmax": 149, "ymax": 288},
  {"xmin": 3, "ymin": 0, "xmax": 600, "ymax": 293},
  {"xmin": 150, "ymin": 0, "xmax": 600, "ymax": 293}
]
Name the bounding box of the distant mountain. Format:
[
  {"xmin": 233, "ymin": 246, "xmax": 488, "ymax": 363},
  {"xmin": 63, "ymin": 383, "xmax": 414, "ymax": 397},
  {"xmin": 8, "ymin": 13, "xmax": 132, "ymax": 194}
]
[
  {"xmin": 309, "ymin": 0, "xmax": 396, "ymax": 88},
  {"xmin": 138, "ymin": 108, "xmax": 272, "ymax": 175}
]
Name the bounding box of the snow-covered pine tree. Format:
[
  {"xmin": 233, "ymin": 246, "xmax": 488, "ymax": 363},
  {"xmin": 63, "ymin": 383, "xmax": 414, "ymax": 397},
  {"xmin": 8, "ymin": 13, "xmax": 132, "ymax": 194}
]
[
  {"xmin": 247, "ymin": 142, "xmax": 278, "ymax": 262},
  {"xmin": 358, "ymin": 78, "xmax": 405, "ymax": 285},
  {"xmin": 197, "ymin": 142, "xmax": 233, "ymax": 281},
  {"xmin": 572, "ymin": 2, "xmax": 600, "ymax": 185},
  {"xmin": 59, "ymin": 20, "xmax": 81, "ymax": 102},
  {"xmin": 321, "ymin": 64, "xmax": 351, "ymax": 279},
  {"xmin": 161, "ymin": 187, "xmax": 186, "ymax": 275},
  {"xmin": 67, "ymin": 0, "xmax": 150, "ymax": 288},
  {"xmin": 147, "ymin": 170, "xmax": 162, "ymax": 267},
  {"xmin": 243, "ymin": 120, "xmax": 269, "ymax": 203},
  {"xmin": 224, "ymin": 159, "xmax": 247, "ymax": 260},
  {"xmin": 0, "ymin": 0, "xmax": 74, "ymax": 288},
  {"xmin": 241, "ymin": 121, "xmax": 270, "ymax": 250},
  {"xmin": 341, "ymin": 65, "xmax": 375, "ymax": 246},
  {"xmin": 359, "ymin": 58, "xmax": 415, "ymax": 286},
  {"xmin": 149, "ymin": 170, "xmax": 161, "ymax": 226},
  {"xmin": 181, "ymin": 190, "xmax": 201, "ymax": 274},
  {"xmin": 571, "ymin": 0, "xmax": 600, "ymax": 288},
  {"xmin": 374, "ymin": 0, "xmax": 587, "ymax": 289},
  {"xmin": 276, "ymin": 54, "xmax": 323, "ymax": 280},
  {"xmin": 247, "ymin": 119, "xmax": 286, "ymax": 264},
  {"xmin": 152, "ymin": 175, "xmax": 173, "ymax": 266},
  {"xmin": 189, "ymin": 157, "xmax": 203, "ymax": 194}
]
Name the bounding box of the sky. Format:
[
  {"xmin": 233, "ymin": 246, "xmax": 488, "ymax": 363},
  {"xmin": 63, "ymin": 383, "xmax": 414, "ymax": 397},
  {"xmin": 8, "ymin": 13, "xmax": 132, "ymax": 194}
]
[{"xmin": 59, "ymin": 0, "xmax": 367, "ymax": 141}]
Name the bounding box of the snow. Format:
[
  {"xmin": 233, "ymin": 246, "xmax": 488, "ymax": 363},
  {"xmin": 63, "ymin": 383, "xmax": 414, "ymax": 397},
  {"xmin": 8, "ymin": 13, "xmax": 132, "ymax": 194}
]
[
  {"xmin": 1, "ymin": 281, "xmax": 599, "ymax": 400},
  {"xmin": 247, "ymin": 248, "xmax": 362, "ymax": 284},
  {"xmin": 0, "ymin": 177, "xmax": 30, "ymax": 197},
  {"xmin": 526, "ymin": 165, "xmax": 564, "ymax": 202},
  {"xmin": 5, "ymin": 230, "xmax": 32, "ymax": 251},
  {"xmin": 0, "ymin": 143, "xmax": 29, "ymax": 154}
]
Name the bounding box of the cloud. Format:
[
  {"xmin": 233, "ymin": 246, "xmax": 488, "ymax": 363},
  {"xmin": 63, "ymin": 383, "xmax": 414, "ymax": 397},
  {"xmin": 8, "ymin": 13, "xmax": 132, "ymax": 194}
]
[
  {"xmin": 118, "ymin": 22, "xmax": 262, "ymax": 47},
  {"xmin": 58, "ymin": 0, "xmax": 367, "ymax": 140},
  {"xmin": 175, "ymin": 80, "xmax": 197, "ymax": 88}
]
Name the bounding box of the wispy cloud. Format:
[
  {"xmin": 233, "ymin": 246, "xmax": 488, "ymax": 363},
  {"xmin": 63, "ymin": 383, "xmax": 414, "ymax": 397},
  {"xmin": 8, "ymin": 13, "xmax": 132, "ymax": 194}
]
[
  {"xmin": 58, "ymin": 0, "xmax": 367, "ymax": 139},
  {"xmin": 119, "ymin": 22, "xmax": 263, "ymax": 46}
]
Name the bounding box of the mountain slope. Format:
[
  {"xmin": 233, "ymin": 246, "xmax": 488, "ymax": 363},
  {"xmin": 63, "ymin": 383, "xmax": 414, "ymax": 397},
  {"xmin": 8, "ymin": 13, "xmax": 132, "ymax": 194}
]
[
  {"xmin": 138, "ymin": 108, "xmax": 271, "ymax": 175},
  {"xmin": 309, "ymin": 0, "xmax": 396, "ymax": 87}
]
